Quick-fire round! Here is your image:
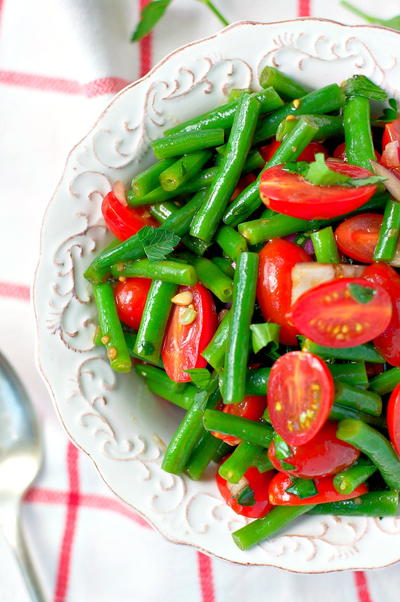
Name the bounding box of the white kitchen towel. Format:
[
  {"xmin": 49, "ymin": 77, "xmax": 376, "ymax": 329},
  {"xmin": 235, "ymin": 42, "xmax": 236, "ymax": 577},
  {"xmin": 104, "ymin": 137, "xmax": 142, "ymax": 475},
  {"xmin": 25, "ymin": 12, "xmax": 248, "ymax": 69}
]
[{"xmin": 1, "ymin": 1, "xmax": 400, "ymax": 601}]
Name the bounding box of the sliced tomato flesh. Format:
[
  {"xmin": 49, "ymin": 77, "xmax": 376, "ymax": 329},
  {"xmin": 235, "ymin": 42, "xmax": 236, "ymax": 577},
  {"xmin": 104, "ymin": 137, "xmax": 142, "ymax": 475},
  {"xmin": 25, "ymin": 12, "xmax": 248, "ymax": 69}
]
[
  {"xmin": 102, "ymin": 191, "xmax": 158, "ymax": 241},
  {"xmin": 260, "ymin": 140, "xmax": 327, "ymax": 163},
  {"xmin": 387, "ymin": 384, "xmax": 400, "ymax": 456},
  {"xmin": 291, "ymin": 277, "xmax": 393, "ymax": 348},
  {"xmin": 216, "ymin": 465, "xmax": 274, "ymax": 518},
  {"xmin": 259, "ymin": 160, "xmax": 377, "ymax": 220},
  {"xmin": 267, "ymin": 351, "xmax": 334, "ymax": 446},
  {"xmin": 268, "ymin": 472, "xmax": 368, "ymax": 506},
  {"xmin": 161, "ymin": 284, "xmax": 217, "ymax": 382},
  {"xmin": 335, "ymin": 213, "xmax": 384, "ymax": 264},
  {"xmin": 213, "ymin": 396, "xmax": 266, "ymax": 446}
]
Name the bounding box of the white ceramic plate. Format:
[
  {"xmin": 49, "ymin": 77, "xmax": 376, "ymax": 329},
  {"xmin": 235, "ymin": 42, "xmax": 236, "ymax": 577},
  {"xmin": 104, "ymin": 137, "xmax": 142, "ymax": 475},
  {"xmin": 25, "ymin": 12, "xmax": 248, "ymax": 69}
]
[{"xmin": 34, "ymin": 18, "xmax": 400, "ymax": 572}]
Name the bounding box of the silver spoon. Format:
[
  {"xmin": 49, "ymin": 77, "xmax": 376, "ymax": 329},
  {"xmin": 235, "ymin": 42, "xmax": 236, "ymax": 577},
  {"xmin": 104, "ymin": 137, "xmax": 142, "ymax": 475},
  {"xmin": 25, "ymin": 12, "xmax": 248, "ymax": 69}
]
[{"xmin": 0, "ymin": 351, "xmax": 46, "ymax": 601}]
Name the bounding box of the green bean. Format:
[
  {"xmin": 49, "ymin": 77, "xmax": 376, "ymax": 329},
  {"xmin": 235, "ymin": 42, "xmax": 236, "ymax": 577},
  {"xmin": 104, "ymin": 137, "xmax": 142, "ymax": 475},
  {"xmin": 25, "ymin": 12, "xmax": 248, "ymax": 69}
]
[
  {"xmin": 259, "ymin": 66, "xmax": 309, "ymax": 100},
  {"xmin": 203, "ymin": 410, "xmax": 273, "ymax": 448},
  {"xmin": 162, "ymin": 190, "xmax": 207, "ymax": 236},
  {"xmin": 182, "ymin": 254, "xmax": 233, "ymax": 302},
  {"xmin": 152, "ymin": 128, "xmax": 224, "ymax": 159},
  {"xmin": 159, "ymin": 150, "xmax": 212, "ymax": 192},
  {"xmin": 149, "ymin": 201, "xmax": 176, "ymax": 222},
  {"xmin": 201, "ymin": 310, "xmax": 231, "ymax": 370},
  {"xmin": 329, "ymin": 363, "xmax": 368, "ymax": 388},
  {"xmin": 254, "ymin": 449, "xmax": 274, "ymax": 473},
  {"xmin": 218, "ymin": 441, "xmax": 263, "ymax": 483},
  {"xmin": 165, "ymin": 87, "xmax": 283, "ymax": 135},
  {"xmin": 333, "ymin": 458, "xmax": 377, "ymax": 494},
  {"xmin": 121, "ymin": 331, "xmax": 164, "ymax": 368},
  {"xmin": 222, "ymin": 253, "xmax": 259, "ymax": 404},
  {"xmin": 134, "ymin": 363, "xmax": 186, "ymax": 393},
  {"xmin": 92, "ymin": 283, "xmax": 132, "ymax": 372},
  {"xmin": 336, "ymin": 419, "xmax": 400, "ymax": 489},
  {"xmin": 93, "ymin": 325, "xmax": 103, "ymax": 346},
  {"xmin": 112, "ymin": 258, "xmax": 197, "ymax": 285},
  {"xmin": 186, "ymin": 432, "xmax": 223, "ymax": 480},
  {"xmin": 311, "ymin": 227, "xmax": 340, "ymax": 263},
  {"xmin": 227, "ymin": 88, "xmax": 252, "ymax": 102},
  {"xmin": 276, "ymin": 114, "xmax": 343, "ymax": 142},
  {"xmin": 133, "ymin": 280, "xmax": 177, "ymax": 364},
  {"xmin": 146, "ymin": 379, "xmax": 197, "ymax": 410},
  {"xmin": 181, "ymin": 236, "xmax": 210, "ymax": 256},
  {"xmin": 232, "ymin": 505, "xmax": 315, "ymax": 550},
  {"xmin": 244, "ymin": 149, "xmax": 265, "ymax": 173},
  {"xmin": 301, "ymin": 338, "xmax": 385, "ymax": 363},
  {"xmin": 334, "ymin": 382, "xmax": 382, "ymax": 416},
  {"xmin": 344, "ymin": 95, "xmax": 375, "ymax": 169},
  {"xmin": 369, "ymin": 367, "xmax": 400, "ymax": 395},
  {"xmin": 254, "ymin": 83, "xmax": 345, "ymax": 144},
  {"xmin": 223, "ymin": 117, "xmax": 318, "ymax": 227},
  {"xmin": 131, "ymin": 158, "xmax": 176, "ymax": 198},
  {"xmin": 245, "ymin": 368, "xmax": 271, "ymax": 396},
  {"xmin": 162, "ymin": 387, "xmax": 220, "ymax": 474},
  {"xmin": 211, "ymin": 257, "xmax": 234, "ymax": 278},
  {"xmin": 215, "ymin": 226, "xmax": 248, "ymax": 260},
  {"xmin": 373, "ymin": 199, "xmax": 400, "ymax": 262},
  {"xmin": 84, "ymin": 237, "xmax": 145, "ymax": 284},
  {"xmin": 190, "ymin": 95, "xmax": 260, "ymax": 241},
  {"xmin": 238, "ymin": 192, "xmax": 389, "ymax": 244},
  {"xmin": 308, "ymin": 491, "xmax": 399, "ymax": 517},
  {"xmin": 329, "ymin": 404, "xmax": 386, "ymax": 429}
]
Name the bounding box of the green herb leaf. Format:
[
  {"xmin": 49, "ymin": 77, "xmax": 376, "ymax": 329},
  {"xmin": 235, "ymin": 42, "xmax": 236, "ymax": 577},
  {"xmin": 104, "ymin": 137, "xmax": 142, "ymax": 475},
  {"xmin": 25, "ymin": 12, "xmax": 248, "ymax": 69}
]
[
  {"xmin": 373, "ymin": 98, "xmax": 399, "ymax": 124},
  {"xmin": 280, "ymin": 460, "xmax": 297, "ymax": 470},
  {"xmin": 137, "ymin": 226, "xmax": 180, "ymax": 262},
  {"xmin": 348, "ymin": 283, "xmax": 377, "ymax": 305},
  {"xmin": 284, "ymin": 161, "xmax": 309, "ymax": 175},
  {"xmin": 286, "ymin": 477, "xmax": 318, "ymax": 499},
  {"xmin": 343, "ymin": 75, "xmax": 387, "ymax": 102},
  {"xmin": 350, "ymin": 176, "xmax": 386, "ymax": 187},
  {"xmin": 235, "ymin": 485, "xmax": 256, "ymax": 506},
  {"xmin": 185, "ymin": 368, "xmax": 211, "ymax": 389},
  {"xmin": 250, "ymin": 323, "xmax": 280, "ymax": 354},
  {"xmin": 131, "ymin": 0, "xmax": 173, "ymax": 42},
  {"xmin": 305, "ymin": 153, "xmax": 351, "ymax": 186},
  {"xmin": 273, "ymin": 433, "xmax": 293, "ymax": 461}
]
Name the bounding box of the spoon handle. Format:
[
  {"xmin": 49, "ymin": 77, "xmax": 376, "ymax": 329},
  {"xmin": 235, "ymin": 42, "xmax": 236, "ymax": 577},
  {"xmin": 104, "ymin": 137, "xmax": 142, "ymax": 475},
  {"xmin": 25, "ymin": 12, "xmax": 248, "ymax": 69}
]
[{"xmin": 1, "ymin": 502, "xmax": 46, "ymax": 602}]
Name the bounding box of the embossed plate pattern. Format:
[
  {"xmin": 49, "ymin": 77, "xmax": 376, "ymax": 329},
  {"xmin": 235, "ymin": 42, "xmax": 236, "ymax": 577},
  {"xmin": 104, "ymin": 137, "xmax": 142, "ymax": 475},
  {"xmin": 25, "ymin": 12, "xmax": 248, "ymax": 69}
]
[{"xmin": 34, "ymin": 19, "xmax": 400, "ymax": 571}]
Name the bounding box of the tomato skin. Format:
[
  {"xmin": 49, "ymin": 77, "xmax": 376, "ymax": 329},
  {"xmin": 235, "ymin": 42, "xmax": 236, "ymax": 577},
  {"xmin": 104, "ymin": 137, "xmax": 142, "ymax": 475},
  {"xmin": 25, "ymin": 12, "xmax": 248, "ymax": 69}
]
[
  {"xmin": 114, "ymin": 278, "xmax": 152, "ymax": 330},
  {"xmin": 259, "ymin": 141, "xmax": 327, "ymax": 163},
  {"xmin": 216, "ymin": 466, "xmax": 275, "ymax": 518},
  {"xmin": 161, "ymin": 284, "xmax": 217, "ymax": 382},
  {"xmin": 257, "ymin": 239, "xmax": 312, "ymax": 345},
  {"xmin": 268, "ymin": 472, "xmax": 368, "ymax": 506},
  {"xmin": 335, "ymin": 213, "xmax": 383, "ymax": 264},
  {"xmin": 259, "ymin": 161, "xmax": 377, "ymax": 220},
  {"xmin": 382, "ymin": 117, "xmax": 400, "ymax": 149},
  {"xmin": 333, "ymin": 143, "xmax": 381, "ymax": 163},
  {"xmin": 231, "ymin": 173, "xmax": 257, "ymax": 201},
  {"xmin": 102, "ymin": 191, "xmax": 158, "ymax": 241},
  {"xmin": 291, "ymin": 277, "xmax": 393, "ymax": 348},
  {"xmin": 363, "ymin": 263, "xmax": 400, "ymax": 366},
  {"xmin": 387, "ymin": 384, "xmax": 400, "ymax": 456},
  {"xmin": 213, "ymin": 396, "xmax": 266, "ymax": 446},
  {"xmin": 268, "ymin": 351, "xmax": 334, "ymax": 447},
  {"xmin": 268, "ymin": 421, "xmax": 360, "ymax": 478}
]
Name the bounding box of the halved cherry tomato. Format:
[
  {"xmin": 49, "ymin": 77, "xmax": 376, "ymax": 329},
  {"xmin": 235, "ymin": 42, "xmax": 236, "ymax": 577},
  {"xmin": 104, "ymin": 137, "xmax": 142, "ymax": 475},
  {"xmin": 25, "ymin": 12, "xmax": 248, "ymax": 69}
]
[
  {"xmin": 387, "ymin": 384, "xmax": 400, "ymax": 456},
  {"xmin": 335, "ymin": 213, "xmax": 384, "ymax": 264},
  {"xmin": 212, "ymin": 396, "xmax": 266, "ymax": 446},
  {"xmin": 114, "ymin": 277, "xmax": 152, "ymax": 330},
  {"xmin": 382, "ymin": 117, "xmax": 400, "ymax": 150},
  {"xmin": 102, "ymin": 191, "xmax": 158, "ymax": 241},
  {"xmin": 216, "ymin": 465, "xmax": 274, "ymax": 518},
  {"xmin": 268, "ymin": 472, "xmax": 368, "ymax": 506},
  {"xmin": 259, "ymin": 160, "xmax": 377, "ymax": 220},
  {"xmin": 381, "ymin": 118, "xmax": 400, "ymax": 178},
  {"xmin": 161, "ymin": 284, "xmax": 217, "ymax": 382},
  {"xmin": 267, "ymin": 351, "xmax": 334, "ymax": 447},
  {"xmin": 333, "ymin": 143, "xmax": 381, "ymax": 163},
  {"xmin": 363, "ymin": 263, "xmax": 400, "ymax": 366},
  {"xmin": 291, "ymin": 277, "xmax": 393, "ymax": 348},
  {"xmin": 259, "ymin": 140, "xmax": 327, "ymax": 163},
  {"xmin": 268, "ymin": 421, "xmax": 360, "ymax": 478},
  {"xmin": 231, "ymin": 173, "xmax": 257, "ymax": 201},
  {"xmin": 257, "ymin": 239, "xmax": 311, "ymax": 346}
]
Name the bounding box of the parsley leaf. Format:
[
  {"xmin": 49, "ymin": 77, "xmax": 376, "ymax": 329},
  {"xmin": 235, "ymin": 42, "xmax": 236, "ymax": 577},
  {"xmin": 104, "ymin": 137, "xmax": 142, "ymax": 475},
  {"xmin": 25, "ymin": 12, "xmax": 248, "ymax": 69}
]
[
  {"xmin": 236, "ymin": 486, "xmax": 256, "ymax": 506},
  {"xmin": 348, "ymin": 283, "xmax": 377, "ymax": 305},
  {"xmin": 286, "ymin": 477, "xmax": 318, "ymax": 499},
  {"xmin": 250, "ymin": 323, "xmax": 280, "ymax": 354},
  {"xmin": 184, "ymin": 368, "xmax": 211, "ymax": 390},
  {"xmin": 137, "ymin": 226, "xmax": 180, "ymax": 262},
  {"xmin": 305, "ymin": 154, "xmax": 351, "ymax": 186},
  {"xmin": 273, "ymin": 433, "xmax": 293, "ymax": 461}
]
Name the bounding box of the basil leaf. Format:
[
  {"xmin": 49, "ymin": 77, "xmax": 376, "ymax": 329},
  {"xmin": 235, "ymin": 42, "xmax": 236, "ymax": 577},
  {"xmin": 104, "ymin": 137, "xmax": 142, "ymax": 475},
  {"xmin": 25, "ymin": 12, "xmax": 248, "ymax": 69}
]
[
  {"xmin": 349, "ymin": 176, "xmax": 386, "ymax": 188},
  {"xmin": 137, "ymin": 226, "xmax": 180, "ymax": 262},
  {"xmin": 235, "ymin": 485, "xmax": 256, "ymax": 506},
  {"xmin": 284, "ymin": 161, "xmax": 308, "ymax": 175},
  {"xmin": 305, "ymin": 153, "xmax": 351, "ymax": 186},
  {"xmin": 343, "ymin": 75, "xmax": 387, "ymax": 102},
  {"xmin": 273, "ymin": 433, "xmax": 293, "ymax": 461},
  {"xmin": 286, "ymin": 477, "xmax": 318, "ymax": 499},
  {"xmin": 185, "ymin": 368, "xmax": 211, "ymax": 390},
  {"xmin": 250, "ymin": 323, "xmax": 280, "ymax": 354},
  {"xmin": 348, "ymin": 283, "xmax": 377, "ymax": 305},
  {"xmin": 131, "ymin": 0, "xmax": 173, "ymax": 42}
]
